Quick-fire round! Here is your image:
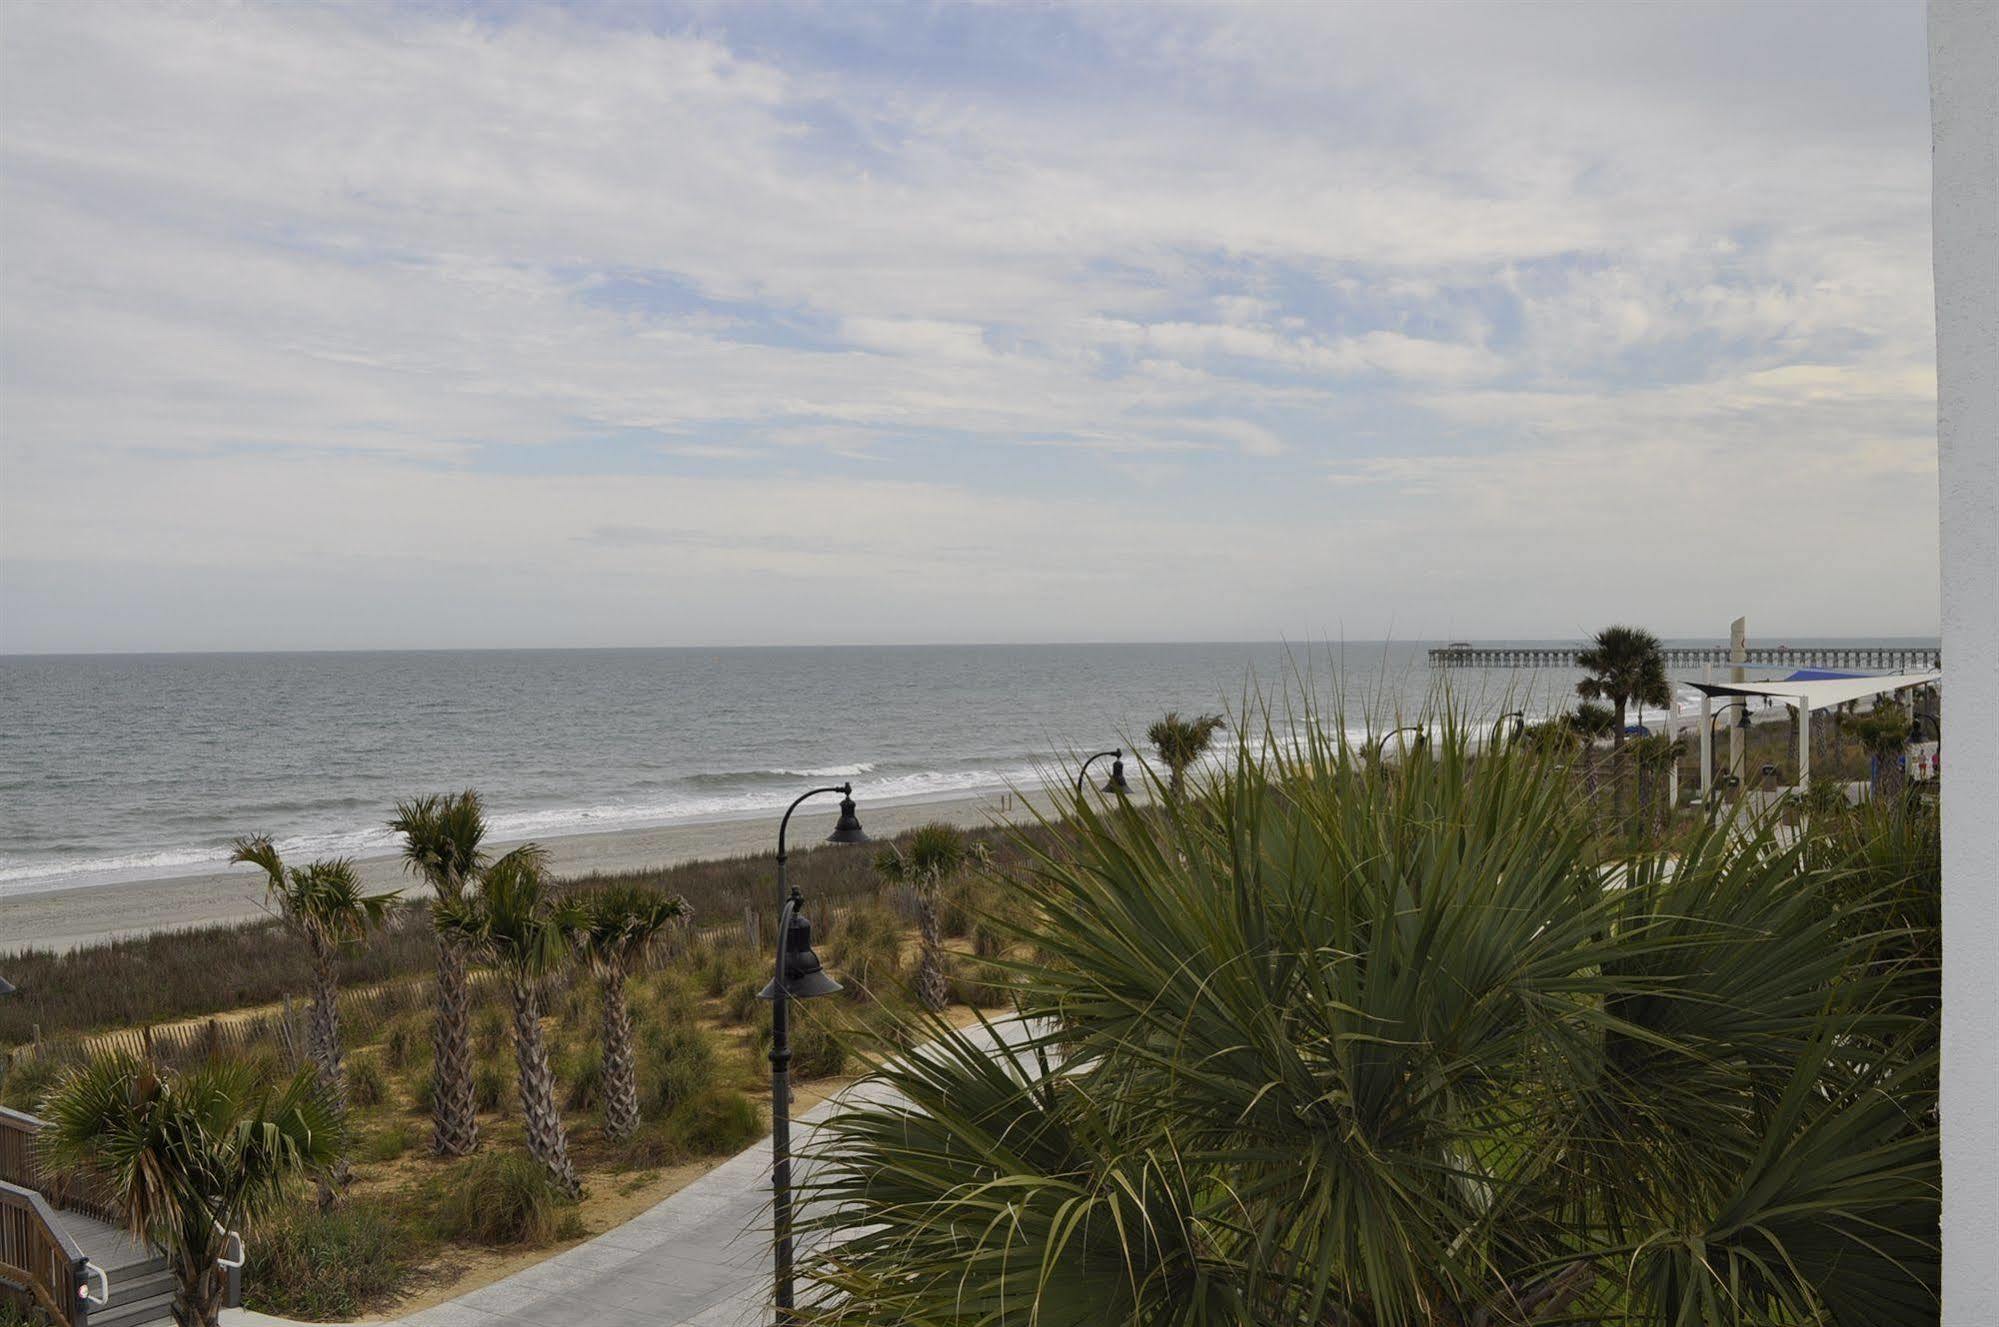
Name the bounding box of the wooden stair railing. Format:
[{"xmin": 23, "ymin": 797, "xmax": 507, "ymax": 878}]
[{"xmin": 0, "ymin": 1177, "xmax": 96, "ymax": 1326}]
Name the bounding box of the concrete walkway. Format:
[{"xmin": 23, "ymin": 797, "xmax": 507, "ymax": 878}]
[{"xmin": 223, "ymin": 1017, "xmax": 1033, "ymax": 1327}]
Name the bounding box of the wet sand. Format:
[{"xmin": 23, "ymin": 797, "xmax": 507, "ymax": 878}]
[{"xmin": 0, "ymin": 788, "xmax": 1053, "ymax": 954}]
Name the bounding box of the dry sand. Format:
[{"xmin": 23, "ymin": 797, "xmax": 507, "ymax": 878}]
[{"xmin": 0, "ymin": 787, "xmax": 1057, "ymax": 954}]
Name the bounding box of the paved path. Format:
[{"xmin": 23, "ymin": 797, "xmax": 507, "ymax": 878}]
[{"xmin": 224, "ymin": 1017, "xmax": 1034, "ymax": 1327}]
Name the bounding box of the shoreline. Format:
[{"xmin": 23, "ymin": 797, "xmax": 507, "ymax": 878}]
[{"xmin": 0, "ymin": 787, "xmax": 1050, "ymax": 955}]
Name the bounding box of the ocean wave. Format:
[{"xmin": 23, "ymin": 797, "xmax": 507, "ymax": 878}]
[{"xmin": 0, "ymin": 761, "xmax": 1031, "ymax": 899}]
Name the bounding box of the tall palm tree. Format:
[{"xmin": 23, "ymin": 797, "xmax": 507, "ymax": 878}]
[
  {"xmin": 1845, "ymin": 699, "xmax": 1915, "ymax": 801},
  {"xmin": 874, "ymin": 823, "xmax": 980, "ymax": 1012},
  {"xmin": 798, "ymin": 712, "xmax": 1938, "ymax": 1325},
  {"xmin": 36, "ymin": 1056, "xmax": 343, "ymax": 1327},
  {"xmin": 434, "ymin": 845, "xmax": 580, "ymax": 1197},
  {"xmin": 389, "ymin": 791, "xmax": 489, "ymax": 1158},
  {"xmin": 1574, "ymin": 624, "xmax": 1670, "ymax": 749},
  {"xmin": 1146, "ymin": 711, "xmax": 1226, "ymax": 800},
  {"xmin": 228, "ymin": 839, "xmax": 399, "ymax": 1112},
  {"xmin": 562, "ymin": 885, "xmax": 690, "ymax": 1141}
]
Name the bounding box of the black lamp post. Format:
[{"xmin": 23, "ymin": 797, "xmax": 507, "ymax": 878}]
[
  {"xmin": 1374, "ymin": 724, "xmax": 1428, "ymax": 762},
  {"xmin": 1490, "ymin": 711, "xmax": 1526, "ymax": 747},
  {"xmin": 1707, "ymin": 702, "xmax": 1755, "ymax": 803},
  {"xmin": 1076, "ymin": 748, "xmax": 1130, "ymax": 797},
  {"xmin": 759, "ymin": 783, "xmax": 866, "ymax": 1322}
]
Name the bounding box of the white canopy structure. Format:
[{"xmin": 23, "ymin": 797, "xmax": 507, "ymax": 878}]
[{"xmin": 1687, "ymin": 670, "xmax": 1941, "ymax": 798}]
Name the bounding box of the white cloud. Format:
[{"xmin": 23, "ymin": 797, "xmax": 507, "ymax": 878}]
[{"xmin": 0, "ymin": 0, "xmax": 1939, "ymax": 648}]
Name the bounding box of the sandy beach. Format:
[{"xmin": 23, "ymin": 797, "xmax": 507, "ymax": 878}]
[{"xmin": 0, "ymin": 788, "xmax": 1052, "ymax": 954}]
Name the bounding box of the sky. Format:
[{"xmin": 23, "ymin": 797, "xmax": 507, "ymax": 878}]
[{"xmin": 0, "ymin": 0, "xmax": 1940, "ymax": 653}]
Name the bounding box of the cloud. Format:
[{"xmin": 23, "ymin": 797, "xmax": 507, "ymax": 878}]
[{"xmin": 0, "ymin": 0, "xmax": 1939, "ymax": 649}]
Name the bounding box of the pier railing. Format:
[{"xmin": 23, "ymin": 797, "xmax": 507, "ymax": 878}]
[{"xmin": 1429, "ymin": 644, "xmax": 1941, "ymax": 671}]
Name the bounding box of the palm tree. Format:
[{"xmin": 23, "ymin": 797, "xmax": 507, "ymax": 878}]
[
  {"xmin": 798, "ymin": 712, "xmax": 1938, "ymax": 1325},
  {"xmin": 874, "ymin": 823, "xmax": 981, "ymax": 1012},
  {"xmin": 1845, "ymin": 699, "xmax": 1915, "ymax": 801},
  {"xmin": 36, "ymin": 1056, "xmax": 343, "ymax": 1327},
  {"xmin": 1146, "ymin": 711, "xmax": 1226, "ymax": 800},
  {"xmin": 389, "ymin": 791, "xmax": 488, "ymax": 1158},
  {"xmin": 562, "ymin": 885, "xmax": 690, "ymax": 1141},
  {"xmin": 434, "ymin": 845, "xmax": 580, "ymax": 1197},
  {"xmin": 1574, "ymin": 624, "xmax": 1670, "ymax": 749},
  {"xmin": 228, "ymin": 839, "xmax": 398, "ymax": 1113}
]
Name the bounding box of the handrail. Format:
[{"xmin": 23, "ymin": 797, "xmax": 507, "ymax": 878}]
[
  {"xmin": 79, "ymin": 1258, "xmax": 109, "ymax": 1306},
  {"xmin": 0, "ymin": 1106, "xmax": 122, "ymax": 1227},
  {"xmin": 1, "ymin": 1177, "xmax": 91, "ymax": 1327}
]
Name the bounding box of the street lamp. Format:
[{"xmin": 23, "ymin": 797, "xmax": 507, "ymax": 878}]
[
  {"xmin": 1490, "ymin": 711, "xmax": 1526, "ymax": 747},
  {"xmin": 759, "ymin": 783, "xmax": 867, "ymax": 1322},
  {"xmin": 1374, "ymin": 725, "xmax": 1428, "ymax": 762},
  {"xmin": 1076, "ymin": 748, "xmax": 1130, "ymax": 797},
  {"xmin": 1706, "ymin": 702, "xmax": 1755, "ymax": 804}
]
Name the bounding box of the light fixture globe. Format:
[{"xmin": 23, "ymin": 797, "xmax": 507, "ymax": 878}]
[
  {"xmin": 1102, "ymin": 754, "xmax": 1130, "ymax": 795},
  {"xmin": 759, "ymin": 908, "xmax": 843, "ymax": 1001},
  {"xmin": 825, "ymin": 792, "xmax": 868, "ymax": 846}
]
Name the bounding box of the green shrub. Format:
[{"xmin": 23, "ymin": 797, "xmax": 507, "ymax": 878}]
[
  {"xmin": 947, "ymin": 957, "xmax": 1016, "ymax": 1009},
  {"xmin": 382, "ymin": 1014, "xmax": 424, "ymax": 1071},
  {"xmin": 560, "ymin": 1038, "xmax": 605, "ymax": 1113},
  {"xmin": 0, "ymin": 1297, "xmax": 55, "ymax": 1326},
  {"xmin": 407, "ymin": 1063, "xmax": 435, "ymax": 1116},
  {"xmin": 346, "ymin": 1052, "xmax": 387, "ymax": 1108},
  {"xmin": 0, "ymin": 1052, "xmax": 61, "ymax": 1112},
  {"xmin": 474, "ymin": 1053, "xmax": 511, "ymax": 1114},
  {"xmin": 638, "ymin": 1019, "xmax": 718, "ymax": 1120},
  {"xmin": 245, "ymin": 1202, "xmax": 424, "ymax": 1318},
  {"xmin": 698, "ymin": 942, "xmax": 760, "ymax": 998},
  {"xmin": 830, "ymin": 906, "xmax": 905, "ymax": 998},
  {"xmin": 789, "ymin": 1013, "xmax": 848, "ymax": 1079},
  {"xmin": 473, "ymin": 1004, "xmax": 508, "ymax": 1056},
  {"xmin": 429, "ymin": 1152, "xmax": 582, "ymax": 1248},
  {"xmin": 665, "ymin": 1087, "xmax": 761, "ymax": 1156},
  {"xmin": 359, "ymin": 1122, "xmax": 413, "ymax": 1163},
  {"xmin": 937, "ymin": 877, "xmax": 985, "ymax": 939},
  {"xmin": 723, "ymin": 977, "xmax": 764, "ymax": 1026}
]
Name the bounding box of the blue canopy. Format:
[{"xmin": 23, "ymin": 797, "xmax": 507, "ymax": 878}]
[{"xmin": 1781, "ymin": 669, "xmax": 1875, "ymax": 682}]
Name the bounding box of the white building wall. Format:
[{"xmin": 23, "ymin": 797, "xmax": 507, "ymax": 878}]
[{"xmin": 1929, "ymin": 4, "xmax": 1998, "ymax": 1324}]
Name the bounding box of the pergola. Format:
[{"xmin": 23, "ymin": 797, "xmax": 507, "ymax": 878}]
[{"xmin": 1686, "ymin": 670, "xmax": 1942, "ymax": 800}]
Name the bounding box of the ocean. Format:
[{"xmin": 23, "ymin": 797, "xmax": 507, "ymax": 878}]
[{"xmin": 0, "ymin": 639, "xmax": 1936, "ymax": 897}]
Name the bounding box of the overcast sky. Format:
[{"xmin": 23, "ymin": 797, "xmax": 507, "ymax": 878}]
[{"xmin": 0, "ymin": 0, "xmax": 1939, "ymax": 653}]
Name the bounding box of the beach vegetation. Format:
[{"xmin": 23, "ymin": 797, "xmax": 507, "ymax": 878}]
[
  {"xmin": 560, "ymin": 884, "xmax": 690, "ymax": 1141},
  {"xmin": 873, "ymin": 823, "xmax": 984, "ymax": 1012},
  {"xmin": 798, "ymin": 711, "xmax": 1939, "ymax": 1326},
  {"xmin": 389, "ymin": 789, "xmax": 493, "ymax": 1160},
  {"xmin": 432, "ymin": 846, "xmax": 582, "ymax": 1198},
  {"xmin": 1842, "ymin": 697, "xmax": 1915, "ymax": 799},
  {"xmin": 1146, "ymin": 709, "xmax": 1226, "ymax": 799},
  {"xmin": 243, "ymin": 1202, "xmax": 422, "ymax": 1320},
  {"xmin": 36, "ymin": 1055, "xmax": 345, "ymax": 1327},
  {"xmin": 1575, "ymin": 623, "xmax": 1671, "ymax": 747},
  {"xmin": 227, "ymin": 839, "xmax": 399, "ymax": 1118},
  {"xmin": 426, "ymin": 1150, "xmax": 583, "ymax": 1248}
]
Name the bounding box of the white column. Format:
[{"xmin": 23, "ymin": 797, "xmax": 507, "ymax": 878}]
[
  {"xmin": 1699, "ymin": 665, "xmax": 1714, "ymax": 804},
  {"xmin": 1796, "ymin": 698, "xmax": 1810, "ymax": 791},
  {"xmin": 1665, "ymin": 683, "xmax": 1680, "ymax": 806},
  {"xmin": 1930, "ymin": 4, "xmax": 1998, "ymax": 1321},
  {"xmin": 1728, "ymin": 617, "xmax": 1747, "ymax": 786}
]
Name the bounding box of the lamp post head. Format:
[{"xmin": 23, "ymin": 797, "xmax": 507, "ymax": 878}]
[
  {"xmin": 1102, "ymin": 752, "xmax": 1130, "ymax": 795},
  {"xmin": 825, "ymin": 786, "xmax": 869, "ymax": 846},
  {"xmin": 759, "ymin": 908, "xmax": 843, "ymax": 1001}
]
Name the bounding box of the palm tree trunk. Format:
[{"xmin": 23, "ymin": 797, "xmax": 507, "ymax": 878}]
[
  {"xmin": 1168, "ymin": 763, "xmax": 1186, "ymax": 801},
  {"xmin": 172, "ymin": 1256, "xmax": 224, "ymax": 1327},
  {"xmin": 309, "ymin": 944, "xmax": 346, "ymax": 1110},
  {"xmin": 599, "ymin": 963, "xmax": 640, "ymax": 1142},
  {"xmin": 511, "ymin": 973, "xmax": 580, "ymax": 1198},
  {"xmin": 915, "ymin": 882, "xmax": 948, "ymax": 1012},
  {"xmin": 430, "ymin": 931, "xmax": 480, "ymax": 1158},
  {"xmin": 310, "ymin": 941, "xmax": 350, "ymax": 1210}
]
